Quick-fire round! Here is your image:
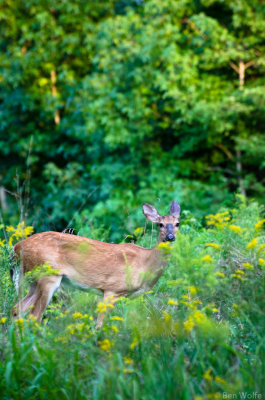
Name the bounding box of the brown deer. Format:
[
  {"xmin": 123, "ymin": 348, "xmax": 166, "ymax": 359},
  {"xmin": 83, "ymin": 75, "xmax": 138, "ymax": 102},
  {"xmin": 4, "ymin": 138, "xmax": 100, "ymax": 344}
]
[{"xmin": 11, "ymin": 201, "xmax": 180, "ymax": 326}]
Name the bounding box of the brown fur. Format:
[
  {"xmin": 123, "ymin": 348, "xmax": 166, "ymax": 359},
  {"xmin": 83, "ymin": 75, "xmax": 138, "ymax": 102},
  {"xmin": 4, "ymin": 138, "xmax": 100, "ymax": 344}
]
[{"xmin": 12, "ymin": 201, "xmax": 180, "ymax": 326}]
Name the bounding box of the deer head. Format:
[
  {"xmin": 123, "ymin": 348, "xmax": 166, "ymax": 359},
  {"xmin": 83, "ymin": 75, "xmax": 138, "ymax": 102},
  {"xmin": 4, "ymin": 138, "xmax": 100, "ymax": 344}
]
[{"xmin": 142, "ymin": 200, "xmax": 181, "ymax": 243}]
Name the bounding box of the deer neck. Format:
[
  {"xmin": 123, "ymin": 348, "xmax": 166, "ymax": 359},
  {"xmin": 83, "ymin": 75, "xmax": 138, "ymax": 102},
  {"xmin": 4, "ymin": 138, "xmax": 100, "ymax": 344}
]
[{"xmin": 143, "ymin": 237, "xmax": 171, "ymax": 286}]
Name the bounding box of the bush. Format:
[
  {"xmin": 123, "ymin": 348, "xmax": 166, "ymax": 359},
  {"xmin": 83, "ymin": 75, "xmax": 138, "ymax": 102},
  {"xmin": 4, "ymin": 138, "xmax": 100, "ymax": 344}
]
[{"xmin": 0, "ymin": 198, "xmax": 265, "ymax": 399}]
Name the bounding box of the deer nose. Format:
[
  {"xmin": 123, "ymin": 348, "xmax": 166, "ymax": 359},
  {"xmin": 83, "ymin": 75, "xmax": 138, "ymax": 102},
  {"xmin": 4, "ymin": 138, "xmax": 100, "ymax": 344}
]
[{"xmin": 165, "ymin": 233, "xmax": 175, "ymax": 242}]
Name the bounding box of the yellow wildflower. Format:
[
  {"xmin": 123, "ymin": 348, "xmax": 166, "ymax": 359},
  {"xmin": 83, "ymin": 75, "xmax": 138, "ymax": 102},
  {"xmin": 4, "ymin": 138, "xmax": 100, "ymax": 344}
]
[
  {"xmin": 15, "ymin": 318, "xmax": 24, "ymax": 330},
  {"xmin": 183, "ymin": 317, "xmax": 194, "ymax": 333},
  {"xmin": 98, "ymin": 339, "xmax": 113, "ymax": 352},
  {"xmin": 72, "ymin": 312, "xmax": 82, "ymax": 319},
  {"xmin": 182, "ymin": 295, "xmax": 189, "ymax": 299},
  {"xmin": 206, "ymin": 393, "xmax": 222, "ymax": 399},
  {"xmin": 163, "ymin": 312, "xmax": 171, "ymax": 322},
  {"xmin": 111, "ymin": 325, "xmax": 119, "ymax": 333},
  {"xmin": 246, "ymin": 238, "xmax": 258, "ymax": 250},
  {"xmin": 235, "ymin": 269, "xmax": 244, "ymax": 275},
  {"xmin": 189, "ymin": 286, "xmax": 197, "ymax": 295},
  {"xmin": 0, "ymin": 239, "xmax": 5, "ymax": 247},
  {"xmin": 157, "ymin": 242, "xmax": 172, "ymax": 254},
  {"xmin": 229, "ymin": 225, "xmax": 245, "ymax": 234},
  {"xmin": 66, "ymin": 324, "xmax": 76, "ymax": 335},
  {"xmin": 134, "ymin": 227, "xmax": 144, "ymax": 236},
  {"xmin": 231, "ymin": 274, "xmax": 243, "ymax": 280},
  {"xmin": 205, "ymin": 243, "xmax": 220, "ymax": 250},
  {"xmin": 168, "ymin": 299, "xmax": 178, "ymax": 306},
  {"xmin": 255, "ymin": 219, "xmax": 265, "ymax": 232},
  {"xmin": 110, "ymin": 316, "xmax": 124, "ymax": 321},
  {"xmin": 193, "ymin": 300, "xmax": 202, "ymax": 305},
  {"xmin": 54, "ymin": 335, "xmax": 67, "ymax": 344},
  {"xmin": 206, "ymin": 211, "xmax": 230, "ymax": 229},
  {"xmin": 242, "ymin": 263, "xmax": 254, "ymax": 270},
  {"xmin": 215, "ymin": 272, "xmax": 225, "ymax": 278},
  {"xmin": 123, "ymin": 356, "xmax": 133, "ymax": 364},
  {"xmin": 130, "ymin": 337, "xmax": 139, "ymax": 350},
  {"xmin": 192, "ymin": 310, "xmax": 206, "ymax": 324},
  {"xmin": 212, "ymin": 308, "xmax": 219, "ymax": 313},
  {"xmin": 7, "ymin": 221, "xmax": 34, "ymax": 246},
  {"xmin": 202, "ymin": 255, "xmax": 214, "ymax": 263},
  {"xmin": 215, "ymin": 376, "xmax": 226, "ymax": 385},
  {"xmin": 257, "ymin": 244, "xmax": 265, "ymax": 253},
  {"xmin": 203, "ymin": 368, "xmax": 212, "ymax": 383},
  {"xmin": 258, "ymin": 258, "xmax": 265, "ymax": 267},
  {"xmin": 96, "ymin": 302, "xmax": 114, "ymax": 314},
  {"xmin": 0, "ymin": 317, "xmax": 7, "ymax": 324}
]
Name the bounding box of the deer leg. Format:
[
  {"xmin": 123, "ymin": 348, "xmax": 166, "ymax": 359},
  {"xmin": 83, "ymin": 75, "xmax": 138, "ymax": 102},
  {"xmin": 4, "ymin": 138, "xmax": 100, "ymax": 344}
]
[
  {"xmin": 11, "ymin": 283, "xmax": 38, "ymax": 318},
  {"xmin": 96, "ymin": 291, "xmax": 120, "ymax": 329},
  {"xmin": 30, "ymin": 275, "xmax": 62, "ymax": 322}
]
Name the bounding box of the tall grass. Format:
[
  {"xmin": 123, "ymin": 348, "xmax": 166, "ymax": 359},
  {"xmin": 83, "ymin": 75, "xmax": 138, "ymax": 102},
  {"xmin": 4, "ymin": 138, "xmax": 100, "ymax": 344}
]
[{"xmin": 0, "ymin": 198, "xmax": 265, "ymax": 399}]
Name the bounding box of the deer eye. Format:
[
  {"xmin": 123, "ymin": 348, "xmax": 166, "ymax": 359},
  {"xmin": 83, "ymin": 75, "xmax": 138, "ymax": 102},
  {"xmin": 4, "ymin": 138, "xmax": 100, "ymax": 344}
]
[
  {"xmin": 176, "ymin": 223, "xmax": 180, "ymax": 227},
  {"xmin": 159, "ymin": 223, "xmax": 164, "ymax": 228}
]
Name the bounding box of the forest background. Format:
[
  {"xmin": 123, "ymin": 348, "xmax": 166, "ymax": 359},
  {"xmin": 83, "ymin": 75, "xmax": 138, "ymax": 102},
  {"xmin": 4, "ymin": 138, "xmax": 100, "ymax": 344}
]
[{"xmin": 0, "ymin": 0, "xmax": 264, "ymax": 238}]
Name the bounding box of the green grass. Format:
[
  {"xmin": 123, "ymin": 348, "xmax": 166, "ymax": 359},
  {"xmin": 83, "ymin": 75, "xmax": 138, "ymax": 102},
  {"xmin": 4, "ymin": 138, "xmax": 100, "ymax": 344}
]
[{"xmin": 0, "ymin": 198, "xmax": 265, "ymax": 399}]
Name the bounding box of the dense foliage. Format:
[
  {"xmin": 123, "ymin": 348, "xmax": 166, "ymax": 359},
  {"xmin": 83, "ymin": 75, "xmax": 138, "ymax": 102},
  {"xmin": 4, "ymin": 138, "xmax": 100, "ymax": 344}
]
[
  {"xmin": 0, "ymin": 0, "xmax": 265, "ymax": 237},
  {"xmin": 0, "ymin": 199, "xmax": 265, "ymax": 399}
]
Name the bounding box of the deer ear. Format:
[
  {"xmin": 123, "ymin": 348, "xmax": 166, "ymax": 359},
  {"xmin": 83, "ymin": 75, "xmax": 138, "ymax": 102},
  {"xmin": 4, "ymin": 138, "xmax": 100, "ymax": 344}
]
[
  {"xmin": 170, "ymin": 201, "xmax": 180, "ymax": 216},
  {"xmin": 143, "ymin": 203, "xmax": 161, "ymax": 223}
]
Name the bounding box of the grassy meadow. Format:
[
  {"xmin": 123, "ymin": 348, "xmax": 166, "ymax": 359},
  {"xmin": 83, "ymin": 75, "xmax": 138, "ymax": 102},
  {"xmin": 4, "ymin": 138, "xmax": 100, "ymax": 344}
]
[{"xmin": 0, "ymin": 197, "xmax": 265, "ymax": 399}]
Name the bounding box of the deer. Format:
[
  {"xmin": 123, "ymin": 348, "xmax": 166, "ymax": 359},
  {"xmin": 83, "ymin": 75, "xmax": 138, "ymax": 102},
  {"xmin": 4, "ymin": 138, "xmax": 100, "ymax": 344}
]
[{"xmin": 11, "ymin": 200, "xmax": 180, "ymax": 327}]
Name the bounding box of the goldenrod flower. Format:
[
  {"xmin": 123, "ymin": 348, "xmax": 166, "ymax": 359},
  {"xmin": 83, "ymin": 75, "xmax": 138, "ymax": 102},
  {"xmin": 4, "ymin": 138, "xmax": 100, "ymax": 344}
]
[
  {"xmin": 201, "ymin": 255, "xmax": 214, "ymax": 263},
  {"xmin": 206, "ymin": 211, "xmax": 230, "ymax": 229},
  {"xmin": 231, "ymin": 274, "xmax": 243, "ymax": 280},
  {"xmin": 168, "ymin": 299, "xmax": 178, "ymax": 306},
  {"xmin": 0, "ymin": 317, "xmax": 7, "ymax": 324},
  {"xmin": 123, "ymin": 368, "xmax": 134, "ymax": 374},
  {"xmin": 229, "ymin": 225, "xmax": 245, "ymax": 234},
  {"xmin": 111, "ymin": 325, "xmax": 119, "ymax": 333},
  {"xmin": 192, "ymin": 310, "xmax": 206, "ymax": 323},
  {"xmin": 257, "ymin": 244, "xmax": 265, "ymax": 253},
  {"xmin": 205, "ymin": 243, "xmax": 220, "ymax": 250},
  {"xmin": 130, "ymin": 337, "xmax": 139, "ymax": 350},
  {"xmin": 188, "ymin": 286, "xmax": 197, "ymax": 295},
  {"xmin": 215, "ymin": 376, "xmax": 226, "ymax": 385},
  {"xmin": 193, "ymin": 300, "xmax": 202, "ymax": 305},
  {"xmin": 258, "ymin": 258, "xmax": 265, "ymax": 267},
  {"xmin": 7, "ymin": 221, "xmax": 34, "ymax": 246},
  {"xmin": 212, "ymin": 308, "xmax": 219, "ymax": 313},
  {"xmin": 15, "ymin": 318, "xmax": 24, "ymax": 330},
  {"xmin": 123, "ymin": 356, "xmax": 133, "ymax": 364},
  {"xmin": 235, "ymin": 269, "xmax": 244, "ymax": 275},
  {"xmin": 66, "ymin": 324, "xmax": 76, "ymax": 335},
  {"xmin": 134, "ymin": 227, "xmax": 144, "ymax": 236},
  {"xmin": 72, "ymin": 312, "xmax": 82, "ymax": 319},
  {"xmin": 110, "ymin": 316, "xmax": 124, "ymax": 321},
  {"xmin": 242, "ymin": 263, "xmax": 254, "ymax": 270},
  {"xmin": 255, "ymin": 219, "xmax": 265, "ymax": 232},
  {"xmin": 98, "ymin": 339, "xmax": 113, "ymax": 352},
  {"xmin": 96, "ymin": 302, "xmax": 114, "ymax": 313},
  {"xmin": 183, "ymin": 317, "xmax": 194, "ymax": 333},
  {"xmin": 163, "ymin": 312, "xmax": 171, "ymax": 322},
  {"xmin": 215, "ymin": 272, "xmax": 225, "ymax": 278},
  {"xmin": 157, "ymin": 242, "xmax": 172, "ymax": 254},
  {"xmin": 246, "ymin": 238, "xmax": 258, "ymax": 250},
  {"xmin": 203, "ymin": 368, "xmax": 212, "ymax": 383}
]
